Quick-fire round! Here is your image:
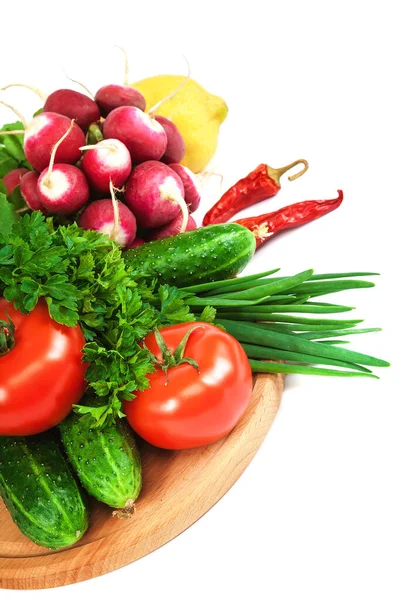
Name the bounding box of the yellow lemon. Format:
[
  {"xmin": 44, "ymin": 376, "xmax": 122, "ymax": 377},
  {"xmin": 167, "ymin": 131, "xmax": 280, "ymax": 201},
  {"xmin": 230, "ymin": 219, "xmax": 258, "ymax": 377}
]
[{"xmin": 131, "ymin": 75, "xmax": 228, "ymax": 173}]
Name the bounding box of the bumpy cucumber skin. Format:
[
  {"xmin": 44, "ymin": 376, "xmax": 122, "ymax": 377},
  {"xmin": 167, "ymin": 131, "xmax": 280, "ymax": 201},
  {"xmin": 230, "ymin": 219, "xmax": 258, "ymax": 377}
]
[
  {"xmin": 0, "ymin": 433, "xmax": 89, "ymax": 550},
  {"xmin": 59, "ymin": 414, "xmax": 142, "ymax": 510},
  {"xmin": 125, "ymin": 223, "xmax": 256, "ymax": 287}
]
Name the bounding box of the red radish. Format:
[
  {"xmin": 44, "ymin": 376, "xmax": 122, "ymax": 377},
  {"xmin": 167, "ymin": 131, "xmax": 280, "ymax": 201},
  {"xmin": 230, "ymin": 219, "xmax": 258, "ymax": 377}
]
[
  {"xmin": 125, "ymin": 161, "xmax": 189, "ymax": 231},
  {"xmin": 24, "ymin": 112, "xmax": 85, "ymax": 172},
  {"xmin": 0, "ymin": 101, "xmax": 82, "ymax": 172},
  {"xmin": 125, "ymin": 236, "xmax": 145, "ymax": 249},
  {"xmin": 168, "ymin": 163, "xmax": 201, "ymax": 213},
  {"xmin": 36, "ymin": 121, "xmax": 89, "ymax": 215},
  {"xmin": 19, "ymin": 171, "xmax": 46, "ymax": 212},
  {"xmin": 154, "ymin": 116, "xmax": 185, "ymax": 164},
  {"xmin": 80, "ymin": 139, "xmax": 131, "ymax": 193},
  {"xmin": 103, "ymin": 106, "xmax": 167, "ymax": 163},
  {"xmin": 147, "ymin": 214, "xmax": 197, "ymax": 240},
  {"xmin": 38, "ymin": 165, "xmax": 89, "ymax": 215},
  {"xmin": 2, "ymin": 168, "xmax": 29, "ymax": 194},
  {"xmin": 79, "ymin": 184, "xmax": 137, "ymax": 247},
  {"xmin": 43, "ymin": 89, "xmax": 100, "ymax": 131},
  {"xmin": 95, "ymin": 85, "xmax": 146, "ymax": 116}
]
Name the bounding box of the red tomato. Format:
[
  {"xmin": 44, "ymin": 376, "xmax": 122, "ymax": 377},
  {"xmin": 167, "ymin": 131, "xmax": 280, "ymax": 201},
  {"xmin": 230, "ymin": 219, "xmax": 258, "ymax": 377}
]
[
  {"xmin": 124, "ymin": 322, "xmax": 253, "ymax": 450},
  {"xmin": 0, "ymin": 298, "xmax": 87, "ymax": 436}
]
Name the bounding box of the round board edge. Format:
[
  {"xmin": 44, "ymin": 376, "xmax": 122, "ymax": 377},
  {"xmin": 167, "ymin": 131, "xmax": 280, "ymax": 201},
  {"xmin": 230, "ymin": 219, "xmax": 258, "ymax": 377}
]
[{"xmin": 0, "ymin": 372, "xmax": 284, "ymax": 590}]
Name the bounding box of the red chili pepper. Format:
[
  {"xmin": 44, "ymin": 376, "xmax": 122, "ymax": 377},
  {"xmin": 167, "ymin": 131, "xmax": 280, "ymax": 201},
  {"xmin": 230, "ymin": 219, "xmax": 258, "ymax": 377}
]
[
  {"xmin": 235, "ymin": 191, "xmax": 344, "ymax": 248},
  {"xmin": 202, "ymin": 159, "xmax": 309, "ymax": 225}
]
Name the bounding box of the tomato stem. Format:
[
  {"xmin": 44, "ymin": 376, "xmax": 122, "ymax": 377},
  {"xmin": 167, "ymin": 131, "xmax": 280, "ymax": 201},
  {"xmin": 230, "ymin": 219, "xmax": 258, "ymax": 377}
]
[
  {"xmin": 148, "ymin": 326, "xmax": 203, "ymax": 385},
  {"xmin": 0, "ymin": 312, "xmax": 15, "ymax": 356}
]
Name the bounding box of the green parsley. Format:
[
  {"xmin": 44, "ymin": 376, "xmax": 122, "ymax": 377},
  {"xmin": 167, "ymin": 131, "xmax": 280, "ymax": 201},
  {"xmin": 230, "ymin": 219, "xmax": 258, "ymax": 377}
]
[{"xmin": 0, "ymin": 212, "xmax": 198, "ymax": 426}]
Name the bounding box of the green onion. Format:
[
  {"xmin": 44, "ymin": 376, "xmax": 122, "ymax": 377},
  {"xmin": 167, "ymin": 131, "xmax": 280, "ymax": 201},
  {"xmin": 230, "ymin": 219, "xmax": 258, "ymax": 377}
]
[
  {"xmin": 241, "ymin": 343, "xmax": 372, "ymax": 373},
  {"xmin": 248, "ymin": 360, "xmax": 379, "ymax": 378}
]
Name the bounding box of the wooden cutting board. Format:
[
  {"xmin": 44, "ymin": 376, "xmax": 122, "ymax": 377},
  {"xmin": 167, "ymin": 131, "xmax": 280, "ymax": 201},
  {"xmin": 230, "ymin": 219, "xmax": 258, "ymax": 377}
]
[{"xmin": 0, "ymin": 372, "xmax": 283, "ymax": 590}]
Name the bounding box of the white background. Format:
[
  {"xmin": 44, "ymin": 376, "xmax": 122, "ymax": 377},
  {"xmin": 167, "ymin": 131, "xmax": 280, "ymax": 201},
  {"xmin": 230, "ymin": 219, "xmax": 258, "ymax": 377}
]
[{"xmin": 1, "ymin": 1, "xmax": 399, "ymax": 599}]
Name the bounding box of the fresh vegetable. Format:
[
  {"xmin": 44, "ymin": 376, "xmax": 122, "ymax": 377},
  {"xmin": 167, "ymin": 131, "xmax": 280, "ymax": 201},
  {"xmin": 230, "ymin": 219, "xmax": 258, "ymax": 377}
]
[
  {"xmin": 35, "ymin": 120, "xmax": 89, "ymax": 214},
  {"xmin": 154, "ymin": 115, "xmax": 185, "ymax": 164},
  {"xmin": 38, "ymin": 164, "xmax": 89, "ymax": 215},
  {"xmin": 125, "ymin": 223, "xmax": 256, "ymax": 286},
  {"xmin": 80, "ymin": 138, "xmax": 132, "ymax": 193},
  {"xmin": 0, "ymin": 432, "xmax": 89, "ymax": 549},
  {"xmin": 95, "ymin": 84, "xmax": 146, "ymax": 116},
  {"xmin": 124, "ymin": 160, "xmax": 189, "ymax": 230},
  {"xmin": 2, "ymin": 167, "xmax": 29, "ymax": 194},
  {"xmin": 203, "ymin": 160, "xmax": 309, "ymax": 225},
  {"xmin": 0, "ymin": 120, "xmax": 32, "ymax": 177},
  {"xmin": 19, "ymin": 170, "xmax": 45, "ymax": 211},
  {"xmin": 124, "ymin": 322, "xmax": 253, "ymax": 449},
  {"xmin": 169, "ymin": 163, "xmax": 201, "ymax": 213},
  {"xmin": 170, "ymin": 269, "xmax": 390, "ymax": 377},
  {"xmin": 24, "ymin": 112, "xmax": 85, "ymax": 172},
  {"xmin": 43, "ymin": 89, "xmax": 101, "ymax": 131},
  {"xmin": 79, "ymin": 196, "xmax": 137, "ymax": 247},
  {"xmin": 0, "ymin": 298, "xmax": 87, "ymax": 436},
  {"xmin": 132, "ymin": 75, "xmax": 228, "ymax": 173},
  {"xmin": 60, "ymin": 405, "xmax": 142, "ymax": 514},
  {"xmin": 235, "ymin": 191, "xmax": 344, "ymax": 248},
  {"xmin": 147, "ymin": 213, "xmax": 197, "ymax": 240},
  {"xmin": 103, "ymin": 106, "xmax": 167, "ymax": 163},
  {"xmin": 0, "ymin": 212, "xmax": 172, "ymax": 424}
]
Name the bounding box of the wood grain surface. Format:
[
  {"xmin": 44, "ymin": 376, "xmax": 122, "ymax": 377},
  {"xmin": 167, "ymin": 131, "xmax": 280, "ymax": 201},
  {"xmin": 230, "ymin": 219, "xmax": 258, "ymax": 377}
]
[{"xmin": 0, "ymin": 373, "xmax": 284, "ymax": 590}]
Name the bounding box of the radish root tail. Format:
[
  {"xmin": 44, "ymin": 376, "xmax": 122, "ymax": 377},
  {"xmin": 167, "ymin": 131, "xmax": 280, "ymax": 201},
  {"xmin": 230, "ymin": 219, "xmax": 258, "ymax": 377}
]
[
  {"xmin": 174, "ymin": 193, "xmax": 189, "ymax": 233},
  {"xmin": 0, "ymin": 99, "xmax": 28, "ymax": 129},
  {"xmin": 109, "ymin": 180, "xmax": 121, "ymax": 242},
  {"xmin": 44, "ymin": 119, "xmax": 76, "ymax": 186},
  {"xmin": 79, "ymin": 143, "xmax": 118, "ymax": 152},
  {"xmin": 0, "ymin": 83, "xmax": 47, "ymax": 101},
  {"xmin": 148, "ymin": 54, "xmax": 191, "ymax": 115},
  {"xmin": 113, "ymin": 45, "xmax": 130, "ymax": 86},
  {"xmin": 62, "ymin": 69, "xmax": 95, "ymax": 99}
]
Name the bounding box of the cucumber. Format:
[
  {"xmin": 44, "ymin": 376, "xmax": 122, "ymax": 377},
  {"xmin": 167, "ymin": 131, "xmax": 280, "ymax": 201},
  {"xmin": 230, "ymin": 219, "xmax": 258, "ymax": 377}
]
[
  {"xmin": 59, "ymin": 411, "xmax": 142, "ymax": 516},
  {"xmin": 0, "ymin": 432, "xmax": 89, "ymax": 549},
  {"xmin": 125, "ymin": 223, "xmax": 256, "ymax": 287}
]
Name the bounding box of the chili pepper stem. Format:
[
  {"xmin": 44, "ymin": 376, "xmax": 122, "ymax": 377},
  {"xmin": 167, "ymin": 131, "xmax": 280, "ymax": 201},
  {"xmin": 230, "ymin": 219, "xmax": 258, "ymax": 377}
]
[
  {"xmin": 0, "ymin": 313, "xmax": 15, "ymax": 356},
  {"xmin": 267, "ymin": 159, "xmax": 309, "ymax": 185}
]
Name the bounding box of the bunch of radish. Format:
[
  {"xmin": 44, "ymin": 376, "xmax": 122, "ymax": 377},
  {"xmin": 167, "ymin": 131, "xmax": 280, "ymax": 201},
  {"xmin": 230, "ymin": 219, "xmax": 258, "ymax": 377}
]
[{"xmin": 1, "ymin": 76, "xmax": 202, "ymax": 247}]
